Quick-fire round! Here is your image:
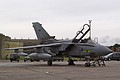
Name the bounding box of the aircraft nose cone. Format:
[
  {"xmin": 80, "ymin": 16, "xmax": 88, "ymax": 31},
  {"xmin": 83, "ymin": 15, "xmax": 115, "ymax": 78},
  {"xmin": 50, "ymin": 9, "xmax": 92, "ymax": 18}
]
[{"xmin": 104, "ymin": 46, "xmax": 112, "ymax": 55}]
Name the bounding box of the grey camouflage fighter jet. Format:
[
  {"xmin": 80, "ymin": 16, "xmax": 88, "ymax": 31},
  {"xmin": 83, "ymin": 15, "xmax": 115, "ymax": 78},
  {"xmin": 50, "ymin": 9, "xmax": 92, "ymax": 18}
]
[{"xmin": 6, "ymin": 21, "xmax": 112, "ymax": 67}]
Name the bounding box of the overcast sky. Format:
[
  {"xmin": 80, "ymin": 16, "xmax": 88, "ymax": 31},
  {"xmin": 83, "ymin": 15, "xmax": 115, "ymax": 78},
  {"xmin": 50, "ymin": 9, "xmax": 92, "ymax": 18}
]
[{"xmin": 0, "ymin": 0, "xmax": 120, "ymax": 46}]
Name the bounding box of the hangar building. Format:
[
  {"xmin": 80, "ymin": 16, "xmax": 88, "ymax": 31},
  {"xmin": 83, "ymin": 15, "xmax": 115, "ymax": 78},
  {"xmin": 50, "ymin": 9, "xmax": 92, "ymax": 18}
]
[{"xmin": 0, "ymin": 33, "xmax": 39, "ymax": 59}]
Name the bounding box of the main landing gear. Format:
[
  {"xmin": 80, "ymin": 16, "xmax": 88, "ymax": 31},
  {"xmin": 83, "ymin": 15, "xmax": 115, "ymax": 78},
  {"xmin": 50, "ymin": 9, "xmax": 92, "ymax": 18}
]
[
  {"xmin": 47, "ymin": 59, "xmax": 52, "ymax": 66},
  {"xmin": 68, "ymin": 58, "xmax": 75, "ymax": 65}
]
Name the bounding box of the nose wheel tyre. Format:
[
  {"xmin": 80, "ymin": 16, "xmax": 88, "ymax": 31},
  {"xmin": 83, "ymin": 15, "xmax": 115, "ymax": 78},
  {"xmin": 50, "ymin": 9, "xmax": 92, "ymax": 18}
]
[{"xmin": 85, "ymin": 63, "xmax": 91, "ymax": 67}]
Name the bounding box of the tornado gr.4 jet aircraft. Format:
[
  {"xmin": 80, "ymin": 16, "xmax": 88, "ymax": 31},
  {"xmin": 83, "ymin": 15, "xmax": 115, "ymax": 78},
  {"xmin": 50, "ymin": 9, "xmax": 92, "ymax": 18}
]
[{"xmin": 6, "ymin": 21, "xmax": 112, "ymax": 67}]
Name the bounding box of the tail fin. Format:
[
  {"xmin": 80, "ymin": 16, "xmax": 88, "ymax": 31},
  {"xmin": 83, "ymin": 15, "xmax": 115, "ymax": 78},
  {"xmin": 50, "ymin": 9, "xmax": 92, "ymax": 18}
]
[{"xmin": 32, "ymin": 22, "xmax": 55, "ymax": 42}]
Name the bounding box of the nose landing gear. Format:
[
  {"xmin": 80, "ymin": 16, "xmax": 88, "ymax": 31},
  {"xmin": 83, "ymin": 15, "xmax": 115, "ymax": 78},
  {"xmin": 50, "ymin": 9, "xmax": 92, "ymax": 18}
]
[{"xmin": 85, "ymin": 58, "xmax": 106, "ymax": 67}]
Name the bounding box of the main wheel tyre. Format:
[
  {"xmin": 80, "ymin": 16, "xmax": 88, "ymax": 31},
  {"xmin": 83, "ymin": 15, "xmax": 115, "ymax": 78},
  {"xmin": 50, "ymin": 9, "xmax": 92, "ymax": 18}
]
[
  {"xmin": 24, "ymin": 60, "xmax": 26, "ymax": 62},
  {"xmin": 47, "ymin": 60, "xmax": 52, "ymax": 66},
  {"xmin": 30, "ymin": 60, "xmax": 33, "ymax": 62},
  {"xmin": 117, "ymin": 59, "xmax": 120, "ymax": 61},
  {"xmin": 68, "ymin": 59, "xmax": 75, "ymax": 65},
  {"xmin": 108, "ymin": 58, "xmax": 111, "ymax": 61},
  {"xmin": 10, "ymin": 60, "xmax": 12, "ymax": 62}
]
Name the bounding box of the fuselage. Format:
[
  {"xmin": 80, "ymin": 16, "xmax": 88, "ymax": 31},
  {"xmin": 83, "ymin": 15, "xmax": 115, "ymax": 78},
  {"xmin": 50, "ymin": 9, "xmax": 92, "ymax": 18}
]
[
  {"xmin": 67, "ymin": 43, "xmax": 112, "ymax": 58},
  {"xmin": 33, "ymin": 39, "xmax": 112, "ymax": 60},
  {"xmin": 42, "ymin": 39, "xmax": 112, "ymax": 57}
]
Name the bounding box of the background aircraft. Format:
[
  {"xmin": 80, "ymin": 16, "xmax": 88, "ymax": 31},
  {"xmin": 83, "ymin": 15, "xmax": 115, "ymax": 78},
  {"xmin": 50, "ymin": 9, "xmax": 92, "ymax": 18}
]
[{"xmin": 6, "ymin": 21, "xmax": 112, "ymax": 67}]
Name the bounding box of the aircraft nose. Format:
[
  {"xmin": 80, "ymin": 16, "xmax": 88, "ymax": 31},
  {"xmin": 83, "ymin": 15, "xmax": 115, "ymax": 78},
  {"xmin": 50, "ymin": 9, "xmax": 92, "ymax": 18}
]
[{"xmin": 103, "ymin": 46, "xmax": 112, "ymax": 55}]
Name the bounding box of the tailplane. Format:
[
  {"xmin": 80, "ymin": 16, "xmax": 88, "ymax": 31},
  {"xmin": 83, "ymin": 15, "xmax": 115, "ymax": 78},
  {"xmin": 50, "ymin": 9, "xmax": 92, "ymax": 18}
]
[{"xmin": 32, "ymin": 22, "xmax": 55, "ymax": 42}]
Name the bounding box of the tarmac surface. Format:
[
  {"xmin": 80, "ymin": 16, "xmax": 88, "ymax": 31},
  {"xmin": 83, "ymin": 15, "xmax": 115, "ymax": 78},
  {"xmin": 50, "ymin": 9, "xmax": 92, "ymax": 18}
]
[{"xmin": 0, "ymin": 60, "xmax": 120, "ymax": 80}]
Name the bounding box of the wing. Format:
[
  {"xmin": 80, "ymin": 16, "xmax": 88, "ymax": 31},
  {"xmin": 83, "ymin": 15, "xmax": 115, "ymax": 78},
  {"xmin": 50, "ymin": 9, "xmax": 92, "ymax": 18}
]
[
  {"xmin": 5, "ymin": 42, "xmax": 95, "ymax": 50},
  {"xmin": 5, "ymin": 43, "xmax": 62, "ymax": 50}
]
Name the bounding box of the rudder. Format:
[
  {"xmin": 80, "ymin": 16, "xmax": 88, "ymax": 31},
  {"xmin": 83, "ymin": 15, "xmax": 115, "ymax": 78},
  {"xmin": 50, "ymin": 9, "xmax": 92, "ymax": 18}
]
[{"xmin": 32, "ymin": 22, "xmax": 53, "ymax": 42}]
